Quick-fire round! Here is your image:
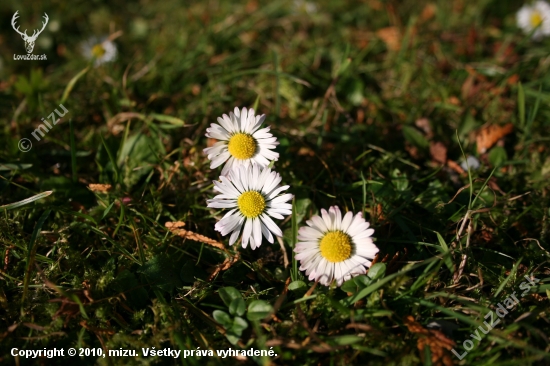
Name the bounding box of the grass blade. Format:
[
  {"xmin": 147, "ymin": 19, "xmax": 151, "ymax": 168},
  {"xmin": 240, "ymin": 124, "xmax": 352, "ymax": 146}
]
[
  {"xmin": 0, "ymin": 191, "xmax": 53, "ymax": 211},
  {"xmin": 100, "ymin": 135, "xmax": 120, "ymax": 184},
  {"xmin": 291, "ymin": 197, "xmax": 298, "ymax": 282},
  {"xmin": 69, "ymin": 119, "xmax": 77, "ymax": 183},
  {"xmin": 60, "ymin": 66, "xmax": 89, "ymax": 104},
  {"xmin": 518, "ymin": 82, "xmax": 525, "ymax": 129},
  {"xmin": 21, "ymin": 209, "xmax": 51, "ymax": 305}
]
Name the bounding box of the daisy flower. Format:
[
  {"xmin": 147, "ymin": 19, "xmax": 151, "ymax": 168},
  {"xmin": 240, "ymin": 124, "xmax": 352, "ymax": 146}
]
[
  {"xmin": 294, "ymin": 206, "xmax": 379, "ymax": 287},
  {"xmin": 80, "ymin": 36, "xmax": 117, "ymax": 67},
  {"xmin": 292, "ymin": 0, "xmax": 318, "ymax": 14},
  {"xmin": 207, "ymin": 165, "xmax": 292, "ymax": 249},
  {"xmin": 517, "ymin": 1, "xmax": 550, "ymax": 40},
  {"xmin": 204, "ymin": 107, "xmax": 279, "ymax": 177}
]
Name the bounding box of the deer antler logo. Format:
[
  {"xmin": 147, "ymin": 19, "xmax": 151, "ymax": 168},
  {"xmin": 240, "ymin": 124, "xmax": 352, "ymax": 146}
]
[{"xmin": 11, "ymin": 11, "xmax": 49, "ymax": 54}]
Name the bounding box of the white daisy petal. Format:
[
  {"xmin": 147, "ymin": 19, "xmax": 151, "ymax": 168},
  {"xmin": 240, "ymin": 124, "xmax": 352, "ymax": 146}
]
[
  {"xmin": 229, "ymin": 222, "xmax": 243, "ymax": 246},
  {"xmin": 267, "ymin": 208, "xmax": 292, "ymax": 217},
  {"xmin": 260, "ymin": 214, "xmax": 283, "ymax": 238},
  {"xmin": 203, "ymin": 141, "xmax": 227, "ymax": 158},
  {"xmin": 265, "ymin": 210, "xmax": 284, "ymax": 220},
  {"xmin": 251, "ymin": 154, "xmax": 271, "ymax": 168},
  {"xmin": 294, "ymin": 206, "xmax": 378, "ymax": 287},
  {"xmin": 252, "ymin": 218, "xmax": 262, "ymax": 249},
  {"xmin": 298, "ymin": 226, "xmax": 324, "ymax": 240},
  {"xmin": 260, "ymin": 220, "xmax": 274, "ymax": 243},
  {"xmin": 356, "ymin": 244, "xmax": 379, "ymax": 259},
  {"xmin": 332, "ymin": 206, "xmax": 342, "ymax": 230},
  {"xmin": 321, "ymin": 208, "xmax": 333, "ymax": 231},
  {"xmin": 347, "ymin": 222, "xmax": 371, "ymax": 237},
  {"xmin": 340, "ymin": 211, "xmax": 354, "ymax": 232},
  {"xmin": 310, "ymin": 215, "xmax": 328, "ymax": 233},
  {"xmin": 270, "ymin": 194, "xmax": 294, "ymax": 205},
  {"xmin": 217, "ymin": 115, "xmax": 234, "ymax": 133},
  {"xmin": 242, "ymin": 219, "xmax": 253, "ymax": 249},
  {"xmin": 353, "ymin": 228, "xmax": 375, "ymax": 240},
  {"xmin": 216, "ymin": 214, "xmax": 241, "ymax": 236},
  {"xmin": 249, "ymin": 115, "xmax": 266, "ymax": 133},
  {"xmin": 207, "ymin": 201, "xmax": 237, "ymax": 209},
  {"xmin": 267, "ymin": 186, "xmax": 290, "ymax": 199}
]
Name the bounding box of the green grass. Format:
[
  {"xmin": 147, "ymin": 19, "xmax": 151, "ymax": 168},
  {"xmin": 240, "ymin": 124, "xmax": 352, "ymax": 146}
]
[{"xmin": 1, "ymin": 0, "xmax": 550, "ymax": 365}]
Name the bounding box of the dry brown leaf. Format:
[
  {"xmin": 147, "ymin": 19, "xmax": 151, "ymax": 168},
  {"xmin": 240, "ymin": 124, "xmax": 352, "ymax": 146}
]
[
  {"xmin": 107, "ymin": 112, "xmax": 145, "ymax": 135},
  {"xmin": 373, "ymin": 203, "xmax": 385, "ymax": 222},
  {"xmin": 239, "ymin": 31, "xmax": 258, "ymax": 45},
  {"xmin": 461, "ymin": 67, "xmax": 495, "ymax": 102},
  {"xmin": 376, "ymin": 26, "xmax": 401, "ymax": 51},
  {"xmin": 22, "ymin": 322, "xmax": 46, "ymax": 331},
  {"xmin": 191, "ymin": 84, "xmax": 201, "ymax": 95},
  {"xmin": 487, "ymin": 177, "xmax": 506, "ymax": 195},
  {"xmin": 430, "ymin": 142, "xmax": 447, "ymax": 164},
  {"xmin": 447, "ymin": 159, "xmax": 465, "ymax": 175},
  {"xmin": 50, "ymin": 289, "xmax": 93, "ymax": 327},
  {"xmin": 209, "ymin": 53, "xmax": 229, "ymax": 65},
  {"xmin": 345, "ymin": 323, "xmax": 374, "ymax": 332},
  {"xmin": 420, "ymin": 3, "xmax": 437, "ymax": 21},
  {"xmin": 4, "ymin": 245, "xmax": 12, "ymax": 271},
  {"xmin": 404, "ymin": 316, "xmax": 456, "ymax": 366},
  {"xmin": 297, "ymin": 146, "xmax": 315, "ymax": 156},
  {"xmin": 165, "ymin": 221, "xmax": 225, "ymax": 250},
  {"xmin": 79, "ymin": 320, "xmax": 115, "ymax": 335},
  {"xmin": 352, "ymin": 30, "xmax": 371, "ymax": 49},
  {"xmin": 447, "ymin": 96, "xmax": 460, "ymax": 106},
  {"xmin": 0, "ymin": 323, "xmax": 19, "ymax": 341},
  {"xmin": 507, "ymin": 74, "xmax": 519, "ymax": 85},
  {"xmin": 207, "ymin": 252, "xmax": 240, "ymax": 280},
  {"xmin": 165, "ymin": 221, "xmax": 186, "ymax": 229},
  {"xmin": 367, "ymin": 0, "xmax": 384, "ymax": 10},
  {"xmin": 245, "ymin": 0, "xmax": 259, "ymax": 13},
  {"xmin": 415, "ymin": 118, "xmax": 433, "ymax": 139},
  {"xmin": 206, "ymin": 138, "xmax": 217, "ymax": 148},
  {"xmin": 405, "ymin": 143, "xmax": 421, "ymax": 160},
  {"xmin": 475, "ymin": 123, "xmax": 513, "ymax": 154},
  {"xmin": 88, "ymin": 184, "xmax": 112, "ymax": 193}
]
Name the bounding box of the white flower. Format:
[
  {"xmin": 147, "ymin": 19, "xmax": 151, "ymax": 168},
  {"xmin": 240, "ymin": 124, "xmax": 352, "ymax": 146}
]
[
  {"xmin": 207, "ymin": 165, "xmax": 292, "ymax": 249},
  {"xmin": 293, "ymin": 0, "xmax": 318, "ymax": 14},
  {"xmin": 294, "ymin": 206, "xmax": 379, "ymax": 287},
  {"xmin": 460, "ymin": 155, "xmax": 480, "ymax": 172},
  {"xmin": 517, "ymin": 1, "xmax": 550, "ymax": 40},
  {"xmin": 204, "ymin": 107, "xmax": 279, "ymax": 177},
  {"xmin": 80, "ymin": 36, "xmax": 117, "ymax": 66}
]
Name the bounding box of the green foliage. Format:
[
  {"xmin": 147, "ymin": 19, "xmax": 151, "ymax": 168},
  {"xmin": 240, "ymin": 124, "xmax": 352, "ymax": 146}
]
[
  {"xmin": 14, "ymin": 68, "xmax": 48, "ymax": 111},
  {"xmin": 141, "ymin": 254, "xmax": 182, "ymax": 292},
  {"xmin": 246, "ymin": 300, "xmax": 273, "ymax": 321},
  {"xmin": 214, "ymin": 287, "xmax": 249, "ymax": 344}
]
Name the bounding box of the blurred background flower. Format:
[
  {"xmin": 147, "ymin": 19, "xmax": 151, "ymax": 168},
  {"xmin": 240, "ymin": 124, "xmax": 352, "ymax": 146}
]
[
  {"xmin": 80, "ymin": 36, "xmax": 117, "ymax": 66},
  {"xmin": 516, "ymin": 0, "xmax": 550, "ymax": 39}
]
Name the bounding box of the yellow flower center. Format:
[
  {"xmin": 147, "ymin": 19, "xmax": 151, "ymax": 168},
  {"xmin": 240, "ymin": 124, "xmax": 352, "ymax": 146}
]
[
  {"xmin": 227, "ymin": 133, "xmax": 257, "ymax": 160},
  {"xmin": 237, "ymin": 191, "xmax": 265, "ymax": 218},
  {"xmin": 531, "ymin": 12, "xmax": 543, "ymax": 28},
  {"xmin": 91, "ymin": 44, "xmax": 106, "ymax": 58},
  {"xmin": 319, "ymin": 231, "xmax": 352, "ymax": 263}
]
